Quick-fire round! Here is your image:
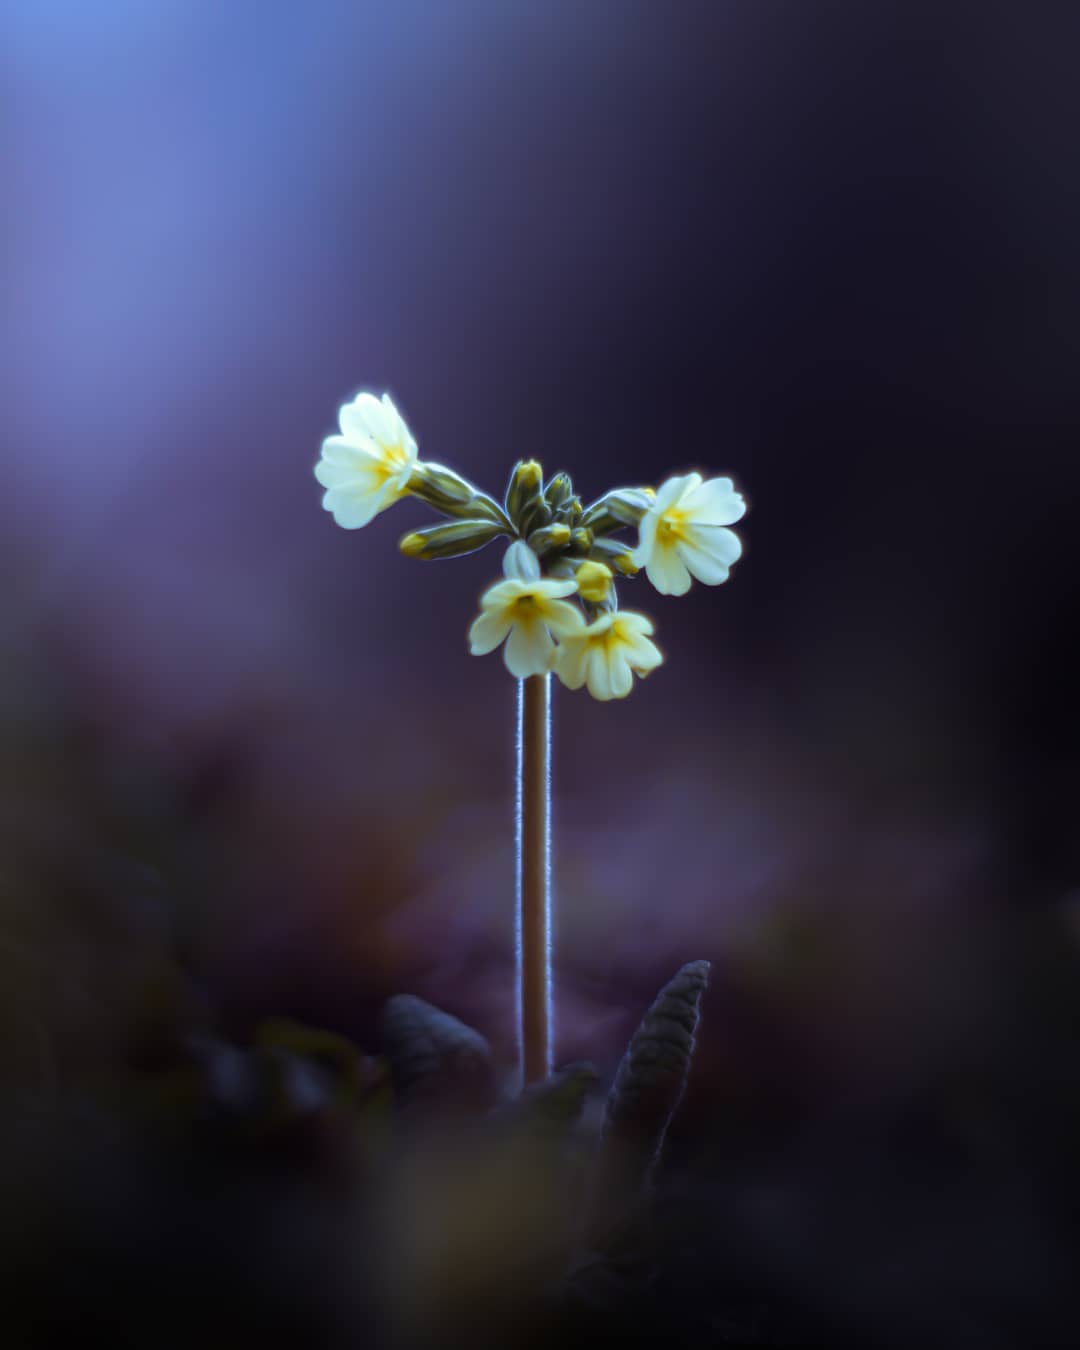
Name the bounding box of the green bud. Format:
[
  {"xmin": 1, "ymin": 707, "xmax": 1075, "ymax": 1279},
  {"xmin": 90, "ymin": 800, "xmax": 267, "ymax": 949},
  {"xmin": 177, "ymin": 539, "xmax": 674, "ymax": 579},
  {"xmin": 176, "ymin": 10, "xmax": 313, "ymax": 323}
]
[
  {"xmin": 409, "ymin": 464, "xmax": 509, "ymax": 526},
  {"xmin": 519, "ymin": 494, "xmax": 553, "ymax": 537},
  {"xmin": 580, "ymin": 488, "xmax": 653, "ymax": 535},
  {"xmin": 527, "ymin": 523, "xmax": 572, "ymax": 556},
  {"xmin": 569, "ymin": 527, "xmax": 594, "ymax": 554},
  {"xmin": 588, "ymin": 536, "xmax": 640, "ymax": 575},
  {"xmin": 398, "ymin": 518, "xmax": 506, "ymax": 561},
  {"xmin": 545, "ymin": 472, "xmax": 573, "ymax": 511},
  {"xmin": 504, "ymin": 459, "xmax": 544, "ymax": 529}
]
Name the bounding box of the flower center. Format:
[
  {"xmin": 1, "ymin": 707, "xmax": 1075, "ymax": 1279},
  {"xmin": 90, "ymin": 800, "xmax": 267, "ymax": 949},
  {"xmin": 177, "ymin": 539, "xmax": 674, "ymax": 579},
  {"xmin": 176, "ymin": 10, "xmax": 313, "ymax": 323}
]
[
  {"xmin": 657, "ymin": 510, "xmax": 688, "ymax": 545},
  {"xmin": 374, "ymin": 443, "xmax": 410, "ymax": 485}
]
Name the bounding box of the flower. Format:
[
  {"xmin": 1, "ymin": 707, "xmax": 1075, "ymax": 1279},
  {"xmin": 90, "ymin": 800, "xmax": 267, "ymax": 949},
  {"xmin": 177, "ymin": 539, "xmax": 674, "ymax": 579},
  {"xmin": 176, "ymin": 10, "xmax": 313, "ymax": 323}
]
[
  {"xmin": 555, "ymin": 610, "xmax": 663, "ymax": 700},
  {"xmin": 315, "ymin": 392, "xmax": 419, "ymax": 528},
  {"xmin": 468, "ymin": 542, "xmax": 584, "ymax": 678},
  {"xmin": 632, "ymin": 473, "xmax": 745, "ymax": 596},
  {"xmin": 574, "ymin": 560, "xmax": 614, "ymax": 604}
]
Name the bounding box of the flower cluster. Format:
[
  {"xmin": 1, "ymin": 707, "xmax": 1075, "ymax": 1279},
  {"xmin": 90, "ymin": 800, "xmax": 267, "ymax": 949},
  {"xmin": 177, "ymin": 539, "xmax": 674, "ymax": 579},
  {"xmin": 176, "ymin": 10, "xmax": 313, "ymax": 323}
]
[{"xmin": 315, "ymin": 392, "xmax": 746, "ymax": 699}]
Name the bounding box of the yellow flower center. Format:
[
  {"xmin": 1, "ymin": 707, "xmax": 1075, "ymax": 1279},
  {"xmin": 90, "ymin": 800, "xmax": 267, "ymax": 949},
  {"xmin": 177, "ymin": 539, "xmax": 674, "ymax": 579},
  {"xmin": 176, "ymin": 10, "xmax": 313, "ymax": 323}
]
[
  {"xmin": 373, "ymin": 443, "xmax": 411, "ymax": 486},
  {"xmin": 657, "ymin": 509, "xmax": 689, "ymax": 545}
]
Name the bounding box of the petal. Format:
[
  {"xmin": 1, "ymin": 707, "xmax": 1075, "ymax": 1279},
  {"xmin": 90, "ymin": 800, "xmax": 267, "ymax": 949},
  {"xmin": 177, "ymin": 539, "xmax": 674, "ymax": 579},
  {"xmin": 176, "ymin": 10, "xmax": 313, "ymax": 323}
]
[
  {"xmin": 555, "ymin": 638, "xmax": 589, "ymax": 690},
  {"xmin": 315, "ymin": 459, "xmax": 360, "ymax": 489},
  {"xmin": 319, "ymin": 433, "xmax": 379, "ymax": 465},
  {"xmin": 540, "ymin": 598, "xmax": 586, "ymax": 637},
  {"xmin": 677, "ymin": 525, "xmax": 742, "ymax": 584},
  {"xmin": 645, "ymin": 544, "xmax": 693, "ymax": 596},
  {"xmin": 321, "ymin": 488, "xmax": 381, "ymax": 529},
  {"xmin": 340, "ymin": 392, "xmax": 393, "ymax": 445},
  {"xmin": 608, "ymin": 655, "xmax": 634, "ymax": 699},
  {"xmin": 683, "ymin": 476, "xmax": 746, "ymax": 525},
  {"xmin": 585, "ymin": 646, "xmax": 614, "ymax": 701},
  {"xmin": 384, "ymin": 395, "xmax": 421, "ymax": 467},
  {"xmin": 315, "ymin": 452, "xmax": 386, "ymax": 493},
  {"xmin": 631, "ymin": 511, "xmax": 658, "ymax": 567},
  {"xmin": 503, "ymin": 540, "xmax": 541, "ymax": 582},
  {"xmin": 504, "ymin": 620, "xmax": 556, "ymax": 678},
  {"xmin": 468, "ymin": 609, "xmax": 512, "ymax": 655},
  {"xmin": 654, "ymin": 472, "xmax": 701, "ymax": 512},
  {"xmin": 627, "ymin": 634, "xmax": 663, "ymax": 673},
  {"xmin": 533, "ymin": 578, "xmax": 579, "ymax": 601},
  {"xmin": 613, "ymin": 610, "xmax": 654, "ymax": 638},
  {"xmin": 380, "ymin": 392, "xmax": 407, "ymax": 439},
  {"xmin": 479, "ymin": 579, "xmax": 524, "ymax": 610}
]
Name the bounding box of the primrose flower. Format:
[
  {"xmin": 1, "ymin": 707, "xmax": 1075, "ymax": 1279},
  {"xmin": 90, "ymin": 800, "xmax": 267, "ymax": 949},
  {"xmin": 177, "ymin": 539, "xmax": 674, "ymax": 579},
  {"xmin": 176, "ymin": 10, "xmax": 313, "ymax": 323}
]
[
  {"xmin": 632, "ymin": 473, "xmax": 745, "ymax": 596},
  {"xmin": 469, "ymin": 542, "xmax": 584, "ymax": 678},
  {"xmin": 555, "ymin": 610, "xmax": 663, "ymax": 701},
  {"xmin": 315, "ymin": 392, "xmax": 419, "ymax": 529}
]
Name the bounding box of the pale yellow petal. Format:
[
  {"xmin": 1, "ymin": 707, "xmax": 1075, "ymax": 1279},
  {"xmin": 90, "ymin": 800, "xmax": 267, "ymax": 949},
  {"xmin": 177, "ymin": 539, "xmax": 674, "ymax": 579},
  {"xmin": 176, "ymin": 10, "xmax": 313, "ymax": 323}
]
[
  {"xmin": 554, "ymin": 637, "xmax": 589, "ymax": 690},
  {"xmin": 504, "ymin": 620, "xmax": 556, "ymax": 678},
  {"xmin": 540, "ymin": 598, "xmax": 586, "ymax": 637},
  {"xmin": 469, "ymin": 610, "xmax": 512, "ymax": 655},
  {"xmin": 645, "ymin": 544, "xmax": 692, "ymax": 596}
]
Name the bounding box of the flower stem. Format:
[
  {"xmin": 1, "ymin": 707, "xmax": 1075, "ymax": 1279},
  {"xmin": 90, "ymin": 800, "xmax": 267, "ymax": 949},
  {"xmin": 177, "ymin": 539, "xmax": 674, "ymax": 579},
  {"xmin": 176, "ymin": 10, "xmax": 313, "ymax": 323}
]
[{"xmin": 517, "ymin": 673, "xmax": 552, "ymax": 1085}]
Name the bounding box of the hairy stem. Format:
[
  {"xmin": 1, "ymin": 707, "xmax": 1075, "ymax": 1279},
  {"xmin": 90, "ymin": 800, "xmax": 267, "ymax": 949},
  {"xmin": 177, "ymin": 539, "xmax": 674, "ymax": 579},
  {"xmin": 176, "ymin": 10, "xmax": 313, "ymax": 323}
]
[{"xmin": 517, "ymin": 673, "xmax": 552, "ymax": 1085}]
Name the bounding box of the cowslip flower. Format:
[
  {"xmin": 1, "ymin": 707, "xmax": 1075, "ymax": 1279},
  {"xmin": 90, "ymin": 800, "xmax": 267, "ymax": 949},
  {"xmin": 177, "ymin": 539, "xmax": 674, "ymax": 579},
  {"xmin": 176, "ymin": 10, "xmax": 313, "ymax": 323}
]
[
  {"xmin": 469, "ymin": 542, "xmax": 584, "ymax": 678},
  {"xmin": 632, "ymin": 472, "xmax": 745, "ymax": 596},
  {"xmin": 315, "ymin": 392, "xmax": 418, "ymax": 529},
  {"xmin": 555, "ymin": 610, "xmax": 663, "ymax": 701}
]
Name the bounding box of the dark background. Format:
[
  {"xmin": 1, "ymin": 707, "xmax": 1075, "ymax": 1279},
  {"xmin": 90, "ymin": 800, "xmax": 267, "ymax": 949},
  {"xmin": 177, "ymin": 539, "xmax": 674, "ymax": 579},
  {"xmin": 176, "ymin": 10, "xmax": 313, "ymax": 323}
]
[{"xmin": 3, "ymin": 2, "xmax": 1080, "ymax": 1346}]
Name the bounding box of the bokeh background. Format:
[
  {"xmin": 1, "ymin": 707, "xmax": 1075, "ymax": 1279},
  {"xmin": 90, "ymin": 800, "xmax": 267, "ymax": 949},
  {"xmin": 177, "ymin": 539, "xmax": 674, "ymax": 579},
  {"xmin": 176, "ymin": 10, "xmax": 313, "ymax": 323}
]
[{"xmin": 3, "ymin": 2, "xmax": 1080, "ymax": 1346}]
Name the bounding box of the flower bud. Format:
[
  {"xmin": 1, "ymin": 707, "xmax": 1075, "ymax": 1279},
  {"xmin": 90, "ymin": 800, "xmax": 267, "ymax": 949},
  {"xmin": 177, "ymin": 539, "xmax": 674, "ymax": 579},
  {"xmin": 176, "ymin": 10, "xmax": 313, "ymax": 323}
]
[
  {"xmin": 504, "ymin": 459, "xmax": 545, "ymax": 530},
  {"xmin": 589, "ymin": 537, "xmax": 639, "ymax": 575},
  {"xmin": 569, "ymin": 527, "xmax": 594, "ymax": 554},
  {"xmin": 545, "ymin": 472, "xmax": 574, "ymax": 513},
  {"xmin": 409, "ymin": 464, "xmax": 509, "ymax": 525},
  {"xmin": 398, "ymin": 518, "xmax": 506, "ymax": 561},
  {"xmin": 574, "ymin": 560, "xmax": 614, "ymax": 603},
  {"xmin": 527, "ymin": 523, "xmax": 572, "ymax": 556},
  {"xmin": 580, "ymin": 487, "xmax": 654, "ymax": 535}
]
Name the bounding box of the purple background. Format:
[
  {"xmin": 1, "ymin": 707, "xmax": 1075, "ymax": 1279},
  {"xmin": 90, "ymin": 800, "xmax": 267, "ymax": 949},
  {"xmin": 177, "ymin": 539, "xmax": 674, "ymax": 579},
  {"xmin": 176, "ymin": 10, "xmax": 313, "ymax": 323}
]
[
  {"xmin": 5, "ymin": 1, "xmax": 1080, "ymax": 1051},
  {"xmin": 5, "ymin": 3, "xmax": 1080, "ymax": 1343}
]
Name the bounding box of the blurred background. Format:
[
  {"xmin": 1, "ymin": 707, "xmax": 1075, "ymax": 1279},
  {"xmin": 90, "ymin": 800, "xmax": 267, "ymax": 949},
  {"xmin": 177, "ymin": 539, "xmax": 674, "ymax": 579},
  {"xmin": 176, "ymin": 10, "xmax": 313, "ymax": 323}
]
[{"xmin": 3, "ymin": 2, "xmax": 1080, "ymax": 1346}]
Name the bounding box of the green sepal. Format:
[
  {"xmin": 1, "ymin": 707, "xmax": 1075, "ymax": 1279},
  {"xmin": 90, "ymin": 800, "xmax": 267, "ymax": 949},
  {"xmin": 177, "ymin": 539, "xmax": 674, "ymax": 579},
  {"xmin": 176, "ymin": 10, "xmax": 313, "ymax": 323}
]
[
  {"xmin": 527, "ymin": 522, "xmax": 572, "ymax": 556},
  {"xmin": 409, "ymin": 463, "xmax": 509, "ymax": 526},
  {"xmin": 544, "ymin": 472, "xmax": 574, "ymax": 514},
  {"xmin": 588, "ymin": 536, "xmax": 640, "ymax": 575},
  {"xmin": 581, "ymin": 488, "xmax": 653, "ymax": 535},
  {"xmin": 398, "ymin": 518, "xmax": 506, "ymax": 560},
  {"xmin": 504, "ymin": 459, "xmax": 545, "ymax": 530}
]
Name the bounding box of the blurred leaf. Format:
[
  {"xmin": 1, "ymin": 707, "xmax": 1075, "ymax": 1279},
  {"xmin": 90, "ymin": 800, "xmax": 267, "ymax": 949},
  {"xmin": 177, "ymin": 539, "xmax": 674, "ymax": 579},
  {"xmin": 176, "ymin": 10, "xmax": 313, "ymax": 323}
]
[
  {"xmin": 380, "ymin": 994, "xmax": 496, "ymax": 1117},
  {"xmin": 592, "ymin": 961, "xmax": 710, "ymax": 1237}
]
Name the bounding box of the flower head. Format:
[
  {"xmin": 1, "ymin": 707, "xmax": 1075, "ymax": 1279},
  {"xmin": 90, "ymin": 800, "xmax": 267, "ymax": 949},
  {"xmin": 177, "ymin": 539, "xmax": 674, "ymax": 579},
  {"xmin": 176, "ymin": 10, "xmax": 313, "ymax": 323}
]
[
  {"xmin": 632, "ymin": 473, "xmax": 745, "ymax": 596},
  {"xmin": 469, "ymin": 542, "xmax": 585, "ymax": 678},
  {"xmin": 315, "ymin": 392, "xmax": 418, "ymax": 528},
  {"xmin": 555, "ymin": 610, "xmax": 663, "ymax": 701},
  {"xmin": 575, "ymin": 560, "xmax": 614, "ymax": 604}
]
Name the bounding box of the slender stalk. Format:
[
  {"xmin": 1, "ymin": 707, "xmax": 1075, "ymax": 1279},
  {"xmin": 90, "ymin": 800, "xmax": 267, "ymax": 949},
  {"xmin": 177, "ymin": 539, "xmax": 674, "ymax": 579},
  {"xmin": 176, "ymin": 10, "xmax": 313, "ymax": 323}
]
[{"xmin": 517, "ymin": 673, "xmax": 552, "ymax": 1085}]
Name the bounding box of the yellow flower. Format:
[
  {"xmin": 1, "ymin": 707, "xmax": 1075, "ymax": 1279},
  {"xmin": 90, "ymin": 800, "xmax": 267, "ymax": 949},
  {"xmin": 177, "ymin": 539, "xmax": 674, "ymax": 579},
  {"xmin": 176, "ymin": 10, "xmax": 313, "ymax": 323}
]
[
  {"xmin": 574, "ymin": 560, "xmax": 614, "ymax": 604},
  {"xmin": 632, "ymin": 473, "xmax": 745, "ymax": 595},
  {"xmin": 555, "ymin": 610, "xmax": 663, "ymax": 700},
  {"xmin": 468, "ymin": 543, "xmax": 585, "ymax": 678},
  {"xmin": 315, "ymin": 392, "xmax": 418, "ymax": 528}
]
